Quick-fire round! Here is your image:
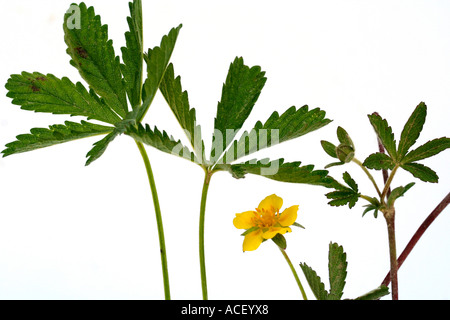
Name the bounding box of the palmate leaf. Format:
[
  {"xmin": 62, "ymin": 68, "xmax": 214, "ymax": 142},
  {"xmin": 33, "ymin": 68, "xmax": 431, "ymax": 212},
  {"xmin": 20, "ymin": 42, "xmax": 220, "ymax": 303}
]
[
  {"xmin": 2, "ymin": 121, "xmax": 113, "ymax": 157},
  {"xmin": 121, "ymin": 0, "xmax": 144, "ymax": 109},
  {"xmin": 64, "ymin": 2, "xmax": 128, "ymax": 118},
  {"xmin": 5, "ymin": 72, "xmax": 121, "ymax": 125},
  {"xmin": 210, "ymin": 57, "xmax": 267, "ymax": 163},
  {"xmin": 325, "ymin": 172, "xmax": 360, "ymax": 209},
  {"xmin": 366, "ymin": 102, "xmax": 449, "ymax": 183},
  {"xmin": 220, "ymin": 105, "xmax": 332, "ymax": 163}
]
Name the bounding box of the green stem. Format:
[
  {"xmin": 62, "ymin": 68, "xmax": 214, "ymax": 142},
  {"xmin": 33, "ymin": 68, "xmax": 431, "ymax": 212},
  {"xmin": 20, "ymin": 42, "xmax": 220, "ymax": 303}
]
[
  {"xmin": 135, "ymin": 141, "xmax": 170, "ymax": 300},
  {"xmin": 384, "ymin": 210, "xmax": 398, "ymax": 300},
  {"xmin": 352, "ymin": 158, "xmax": 382, "ymax": 197},
  {"xmin": 278, "ymin": 246, "xmax": 308, "ymax": 300},
  {"xmin": 381, "ymin": 165, "xmax": 399, "ymax": 203},
  {"xmin": 199, "ymin": 168, "xmax": 212, "ymax": 300}
]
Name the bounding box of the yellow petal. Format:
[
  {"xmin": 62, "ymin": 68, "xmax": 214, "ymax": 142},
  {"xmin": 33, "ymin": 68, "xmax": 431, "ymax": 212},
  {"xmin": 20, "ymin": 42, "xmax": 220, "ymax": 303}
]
[
  {"xmin": 243, "ymin": 229, "xmax": 263, "ymax": 251},
  {"xmin": 258, "ymin": 194, "xmax": 283, "ymax": 213},
  {"xmin": 262, "ymin": 226, "xmax": 291, "ymax": 239},
  {"xmin": 278, "ymin": 205, "xmax": 298, "ymax": 227},
  {"xmin": 233, "ymin": 211, "xmax": 256, "ymax": 229}
]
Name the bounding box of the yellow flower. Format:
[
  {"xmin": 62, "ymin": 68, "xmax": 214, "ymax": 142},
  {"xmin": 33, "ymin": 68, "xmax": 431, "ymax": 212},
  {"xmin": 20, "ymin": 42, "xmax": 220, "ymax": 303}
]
[{"xmin": 233, "ymin": 194, "xmax": 299, "ymax": 252}]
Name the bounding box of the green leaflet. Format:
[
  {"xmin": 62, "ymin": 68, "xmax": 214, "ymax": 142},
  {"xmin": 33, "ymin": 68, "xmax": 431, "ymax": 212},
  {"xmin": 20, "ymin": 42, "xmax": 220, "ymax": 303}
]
[
  {"xmin": 210, "ymin": 57, "xmax": 267, "ymax": 163},
  {"xmin": 400, "ymin": 162, "xmax": 439, "ymax": 183},
  {"xmin": 5, "ymin": 72, "xmax": 121, "ymax": 125},
  {"xmin": 2, "ymin": 121, "xmax": 113, "ymax": 157},
  {"xmin": 64, "ymin": 2, "xmax": 128, "ymax": 118},
  {"xmin": 126, "ymin": 123, "xmax": 198, "ymax": 164},
  {"xmin": 220, "ymin": 105, "xmax": 332, "ymax": 164},
  {"xmin": 159, "ymin": 63, "xmax": 204, "ymax": 159},
  {"xmin": 363, "ymin": 152, "xmax": 395, "ymax": 170},
  {"xmin": 397, "ymin": 102, "xmax": 426, "ymax": 160},
  {"xmin": 138, "ymin": 24, "xmax": 182, "ymax": 122},
  {"xmin": 387, "ymin": 182, "xmax": 415, "ymax": 208},
  {"xmin": 402, "ymin": 137, "xmax": 450, "ymax": 163},
  {"xmin": 215, "ymin": 158, "xmax": 337, "ymax": 188},
  {"xmin": 328, "ymin": 242, "xmax": 347, "ymax": 300},
  {"xmin": 121, "ymin": 0, "xmax": 144, "ymax": 109},
  {"xmin": 299, "ymin": 263, "xmax": 328, "ymax": 300},
  {"xmin": 367, "ymin": 112, "xmax": 397, "ymax": 161}
]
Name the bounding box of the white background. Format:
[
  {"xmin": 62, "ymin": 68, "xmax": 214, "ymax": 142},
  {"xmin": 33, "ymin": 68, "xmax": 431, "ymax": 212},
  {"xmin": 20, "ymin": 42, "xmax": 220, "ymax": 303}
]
[{"xmin": 0, "ymin": 0, "xmax": 449, "ymax": 300}]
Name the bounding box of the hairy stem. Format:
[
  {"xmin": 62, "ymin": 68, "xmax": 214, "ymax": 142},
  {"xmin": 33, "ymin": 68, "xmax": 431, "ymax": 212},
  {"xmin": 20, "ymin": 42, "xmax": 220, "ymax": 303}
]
[
  {"xmin": 382, "ymin": 191, "xmax": 450, "ymax": 287},
  {"xmin": 279, "ymin": 246, "xmax": 308, "ymax": 300},
  {"xmin": 136, "ymin": 141, "xmax": 170, "ymax": 300},
  {"xmin": 381, "ymin": 165, "xmax": 399, "ymax": 203},
  {"xmin": 199, "ymin": 168, "xmax": 212, "ymax": 300},
  {"xmin": 384, "ymin": 210, "xmax": 398, "ymax": 300}
]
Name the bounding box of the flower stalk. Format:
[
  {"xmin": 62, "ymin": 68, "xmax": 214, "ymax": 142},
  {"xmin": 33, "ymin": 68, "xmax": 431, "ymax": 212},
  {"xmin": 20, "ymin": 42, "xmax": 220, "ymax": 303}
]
[{"xmin": 279, "ymin": 246, "xmax": 308, "ymax": 300}]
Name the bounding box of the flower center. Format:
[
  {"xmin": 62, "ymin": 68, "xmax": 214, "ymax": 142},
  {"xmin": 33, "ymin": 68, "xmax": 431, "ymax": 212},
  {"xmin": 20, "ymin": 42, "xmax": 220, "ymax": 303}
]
[{"xmin": 253, "ymin": 207, "xmax": 278, "ymax": 228}]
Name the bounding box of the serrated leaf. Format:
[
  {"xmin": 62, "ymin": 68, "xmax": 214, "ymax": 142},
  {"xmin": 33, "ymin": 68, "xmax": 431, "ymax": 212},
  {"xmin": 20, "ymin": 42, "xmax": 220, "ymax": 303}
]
[
  {"xmin": 321, "ymin": 140, "xmax": 337, "ymax": 158},
  {"xmin": 363, "ymin": 152, "xmax": 395, "ymax": 170},
  {"xmin": 138, "ymin": 24, "xmax": 182, "ymax": 121},
  {"xmin": 64, "ymin": 3, "xmax": 128, "ymax": 118},
  {"xmin": 5, "ymin": 72, "xmax": 121, "ymax": 124},
  {"xmin": 328, "ymin": 242, "xmax": 347, "ymax": 300},
  {"xmin": 217, "ymin": 158, "xmax": 338, "ymax": 188},
  {"xmin": 325, "ymin": 172, "xmax": 359, "ymax": 208},
  {"xmin": 400, "ymin": 162, "xmax": 439, "ymax": 183},
  {"xmin": 397, "ymin": 102, "xmax": 427, "ymax": 160},
  {"xmin": 326, "ymin": 190, "xmax": 359, "ymax": 209},
  {"xmin": 125, "ymin": 123, "xmax": 198, "ymax": 164},
  {"xmin": 354, "ymin": 285, "xmax": 390, "ymax": 300},
  {"xmin": 159, "ymin": 63, "xmax": 204, "ymax": 159},
  {"xmin": 299, "ymin": 263, "xmax": 328, "ymax": 300},
  {"xmin": 2, "ymin": 121, "xmax": 113, "ymax": 157},
  {"xmin": 220, "ymin": 105, "xmax": 332, "ymax": 163},
  {"xmin": 210, "ymin": 57, "xmax": 267, "ymax": 163},
  {"xmin": 402, "ymin": 137, "xmax": 450, "ymax": 163},
  {"xmin": 387, "ymin": 182, "xmax": 415, "ymax": 208},
  {"xmin": 120, "ymin": 0, "xmax": 143, "ymax": 108},
  {"xmin": 85, "ymin": 130, "xmax": 120, "ymax": 166},
  {"xmin": 342, "ymin": 171, "xmax": 358, "ymax": 191},
  {"xmin": 368, "ymin": 112, "xmax": 397, "ymax": 161}
]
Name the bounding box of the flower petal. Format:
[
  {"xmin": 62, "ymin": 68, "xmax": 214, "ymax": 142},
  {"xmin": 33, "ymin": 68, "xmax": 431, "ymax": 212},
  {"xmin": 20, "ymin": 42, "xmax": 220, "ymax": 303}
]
[
  {"xmin": 262, "ymin": 226, "xmax": 291, "ymax": 239},
  {"xmin": 258, "ymin": 194, "xmax": 283, "ymax": 213},
  {"xmin": 243, "ymin": 229, "xmax": 263, "ymax": 251},
  {"xmin": 278, "ymin": 205, "xmax": 298, "ymax": 227},
  {"xmin": 233, "ymin": 211, "xmax": 256, "ymax": 229}
]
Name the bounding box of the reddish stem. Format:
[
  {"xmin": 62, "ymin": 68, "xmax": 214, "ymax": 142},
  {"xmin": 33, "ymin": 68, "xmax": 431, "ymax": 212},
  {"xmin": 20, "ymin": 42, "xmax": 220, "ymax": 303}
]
[{"xmin": 381, "ymin": 191, "xmax": 450, "ymax": 287}]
